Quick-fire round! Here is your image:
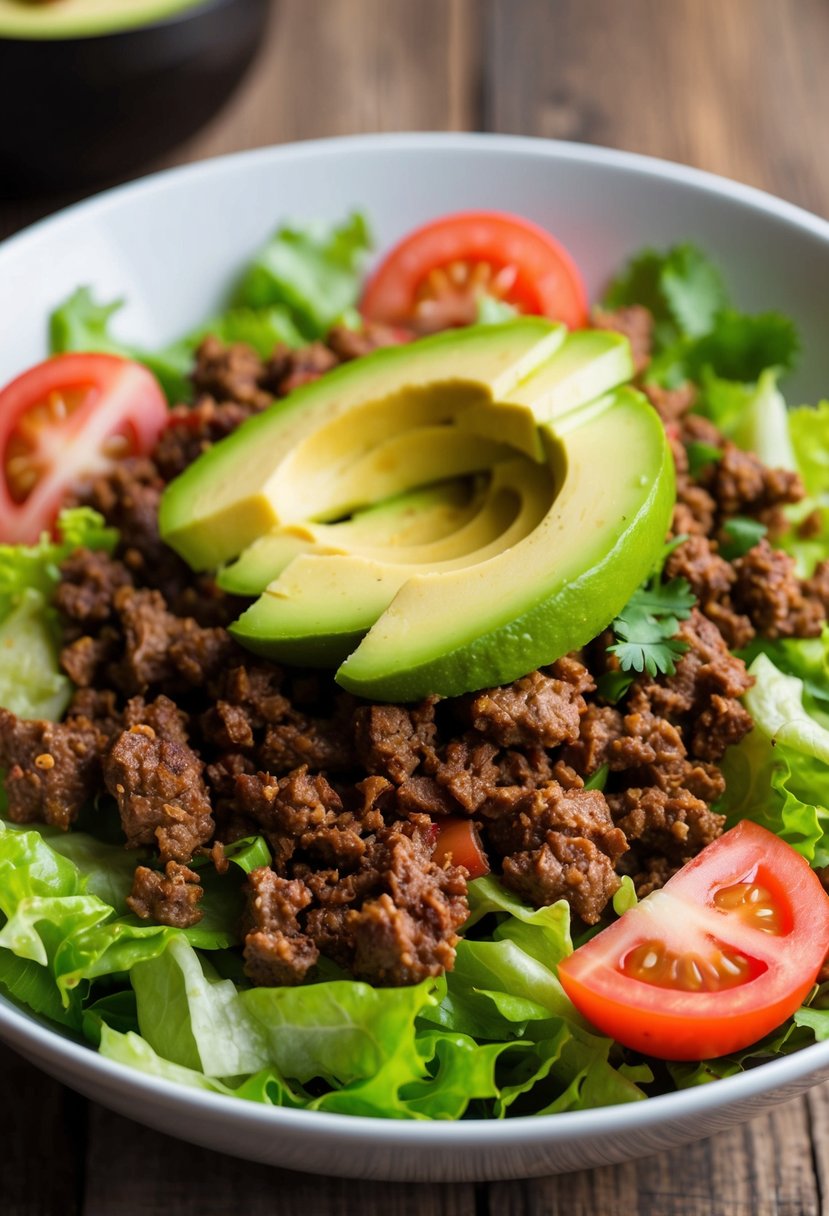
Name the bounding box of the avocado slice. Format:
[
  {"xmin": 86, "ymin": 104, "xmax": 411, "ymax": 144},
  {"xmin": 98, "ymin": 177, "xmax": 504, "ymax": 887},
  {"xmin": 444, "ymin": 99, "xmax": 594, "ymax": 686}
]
[
  {"xmin": 0, "ymin": 0, "xmax": 205, "ymax": 38},
  {"xmin": 159, "ymin": 319, "xmax": 565, "ymax": 570},
  {"xmin": 453, "ymin": 329, "xmax": 634, "ymax": 455},
  {"xmin": 218, "ymin": 477, "xmax": 488, "ymax": 597},
  {"xmin": 230, "ymin": 457, "xmax": 554, "ymax": 664},
  {"xmin": 336, "ymin": 388, "xmax": 673, "ymax": 699}
]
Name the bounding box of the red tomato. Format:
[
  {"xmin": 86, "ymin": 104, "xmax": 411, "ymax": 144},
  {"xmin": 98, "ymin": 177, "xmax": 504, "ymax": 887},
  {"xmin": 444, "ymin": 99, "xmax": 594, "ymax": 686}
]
[
  {"xmin": 558, "ymin": 821, "xmax": 829, "ymax": 1060},
  {"xmin": 432, "ymin": 817, "xmax": 490, "ymax": 879},
  {"xmin": 360, "ymin": 211, "xmax": 588, "ymax": 332},
  {"xmin": 0, "ymin": 353, "xmax": 167, "ymax": 543}
]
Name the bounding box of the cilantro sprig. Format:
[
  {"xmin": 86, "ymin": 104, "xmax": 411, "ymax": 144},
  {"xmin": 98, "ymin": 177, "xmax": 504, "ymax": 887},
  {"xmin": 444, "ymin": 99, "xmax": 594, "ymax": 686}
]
[
  {"xmin": 603, "ymin": 244, "xmax": 798, "ymax": 389},
  {"xmin": 599, "ymin": 574, "xmax": 696, "ymax": 703}
]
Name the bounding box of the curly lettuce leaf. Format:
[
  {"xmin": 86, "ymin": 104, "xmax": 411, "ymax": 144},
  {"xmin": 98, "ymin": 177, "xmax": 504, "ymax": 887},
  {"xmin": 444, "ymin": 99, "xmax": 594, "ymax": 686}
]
[
  {"xmin": 0, "ymin": 507, "xmax": 116, "ymax": 719},
  {"xmin": 235, "ymin": 212, "xmax": 372, "ymax": 341},
  {"xmin": 0, "ymin": 590, "xmax": 71, "ymax": 719},
  {"xmin": 0, "ymin": 507, "xmax": 116, "ymax": 622},
  {"xmin": 131, "ymin": 936, "xmax": 269, "ymax": 1077},
  {"xmin": 51, "ymin": 287, "xmax": 303, "ymax": 404},
  {"xmin": 788, "ymin": 402, "xmax": 829, "ymax": 496},
  {"xmin": 719, "ymin": 653, "xmax": 829, "ymax": 864}
]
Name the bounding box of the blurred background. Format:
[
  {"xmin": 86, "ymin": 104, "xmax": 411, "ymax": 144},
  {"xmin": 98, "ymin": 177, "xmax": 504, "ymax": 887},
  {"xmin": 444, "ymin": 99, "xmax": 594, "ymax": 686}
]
[{"xmin": 1, "ymin": 0, "xmax": 828, "ymax": 236}]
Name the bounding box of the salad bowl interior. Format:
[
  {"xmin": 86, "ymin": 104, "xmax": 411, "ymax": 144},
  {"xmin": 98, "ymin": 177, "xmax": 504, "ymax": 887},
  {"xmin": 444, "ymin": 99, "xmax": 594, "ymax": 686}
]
[{"xmin": 1, "ymin": 133, "xmax": 829, "ymax": 1180}]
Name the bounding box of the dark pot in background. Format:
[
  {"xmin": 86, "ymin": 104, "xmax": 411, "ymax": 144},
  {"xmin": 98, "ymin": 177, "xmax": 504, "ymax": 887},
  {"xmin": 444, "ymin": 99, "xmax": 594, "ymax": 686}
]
[{"xmin": 0, "ymin": 0, "xmax": 270, "ymax": 196}]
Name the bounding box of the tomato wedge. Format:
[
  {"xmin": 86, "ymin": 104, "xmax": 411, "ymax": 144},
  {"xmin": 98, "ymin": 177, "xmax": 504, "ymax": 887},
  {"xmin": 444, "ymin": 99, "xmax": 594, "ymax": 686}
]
[
  {"xmin": 432, "ymin": 817, "xmax": 490, "ymax": 879},
  {"xmin": 360, "ymin": 211, "xmax": 588, "ymax": 332},
  {"xmin": 558, "ymin": 821, "xmax": 829, "ymax": 1060},
  {"xmin": 0, "ymin": 353, "xmax": 168, "ymax": 543}
]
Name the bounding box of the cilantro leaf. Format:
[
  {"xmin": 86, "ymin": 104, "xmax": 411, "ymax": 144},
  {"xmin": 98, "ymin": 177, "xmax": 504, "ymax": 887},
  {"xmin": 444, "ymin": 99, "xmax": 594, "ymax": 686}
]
[
  {"xmin": 683, "ymin": 310, "xmax": 799, "ymax": 382},
  {"xmin": 604, "ymin": 244, "xmax": 728, "ymax": 350},
  {"xmin": 604, "ymin": 244, "xmax": 800, "ymax": 392},
  {"xmin": 607, "ymin": 577, "xmax": 696, "ymax": 678}
]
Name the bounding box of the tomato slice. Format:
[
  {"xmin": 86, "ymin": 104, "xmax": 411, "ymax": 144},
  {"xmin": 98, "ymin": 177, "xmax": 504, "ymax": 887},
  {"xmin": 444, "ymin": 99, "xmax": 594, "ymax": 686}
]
[
  {"xmin": 432, "ymin": 817, "xmax": 490, "ymax": 879},
  {"xmin": 360, "ymin": 211, "xmax": 588, "ymax": 332},
  {"xmin": 557, "ymin": 821, "xmax": 829, "ymax": 1060},
  {"xmin": 0, "ymin": 353, "xmax": 168, "ymax": 543}
]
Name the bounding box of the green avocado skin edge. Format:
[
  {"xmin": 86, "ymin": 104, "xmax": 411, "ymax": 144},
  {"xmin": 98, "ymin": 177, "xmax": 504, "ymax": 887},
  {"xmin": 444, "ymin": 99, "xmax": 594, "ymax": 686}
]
[{"xmin": 335, "ymin": 402, "xmax": 675, "ymax": 702}]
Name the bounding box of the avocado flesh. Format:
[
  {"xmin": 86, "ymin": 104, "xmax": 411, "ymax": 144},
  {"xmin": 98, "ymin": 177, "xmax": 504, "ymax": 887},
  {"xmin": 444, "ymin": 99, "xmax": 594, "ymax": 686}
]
[
  {"xmin": 454, "ymin": 329, "xmax": 634, "ymax": 454},
  {"xmin": 230, "ymin": 458, "xmax": 555, "ymax": 662},
  {"xmin": 280, "ymin": 426, "xmax": 519, "ymax": 524},
  {"xmin": 159, "ymin": 319, "xmax": 565, "ymax": 570},
  {"xmin": 218, "ymin": 477, "xmax": 488, "ymax": 597},
  {"xmin": 336, "ymin": 388, "xmax": 674, "ymax": 700},
  {"xmin": 0, "ymin": 0, "xmax": 204, "ymax": 38}
]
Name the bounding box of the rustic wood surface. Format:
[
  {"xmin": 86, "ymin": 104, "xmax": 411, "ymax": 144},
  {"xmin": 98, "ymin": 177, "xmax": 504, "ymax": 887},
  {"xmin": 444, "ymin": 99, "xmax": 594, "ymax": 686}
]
[{"xmin": 1, "ymin": 0, "xmax": 829, "ymax": 1211}]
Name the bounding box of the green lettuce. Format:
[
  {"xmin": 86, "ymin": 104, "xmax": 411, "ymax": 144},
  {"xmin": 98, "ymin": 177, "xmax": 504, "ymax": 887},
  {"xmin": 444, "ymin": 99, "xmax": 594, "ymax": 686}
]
[
  {"xmin": 0, "ymin": 507, "xmax": 117, "ymax": 719},
  {"xmin": 0, "ymin": 590, "xmax": 71, "ymax": 719},
  {"xmin": 788, "ymin": 401, "xmax": 829, "ymax": 495},
  {"xmin": 719, "ymin": 653, "xmax": 829, "ymax": 864},
  {"xmin": 51, "ymin": 287, "xmax": 304, "ymax": 404},
  {"xmin": 50, "ymin": 212, "xmax": 370, "ymax": 402},
  {"xmin": 235, "ymin": 212, "xmax": 371, "ymax": 341}
]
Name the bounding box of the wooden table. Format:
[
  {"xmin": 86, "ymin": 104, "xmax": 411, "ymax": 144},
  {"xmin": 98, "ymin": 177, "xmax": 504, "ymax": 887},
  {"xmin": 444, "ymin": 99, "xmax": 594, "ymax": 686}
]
[{"xmin": 2, "ymin": 1, "xmax": 829, "ymax": 1212}]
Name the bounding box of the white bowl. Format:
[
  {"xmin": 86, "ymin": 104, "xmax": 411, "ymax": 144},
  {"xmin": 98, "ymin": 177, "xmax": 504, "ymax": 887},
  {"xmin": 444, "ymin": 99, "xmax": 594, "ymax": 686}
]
[{"xmin": 1, "ymin": 133, "xmax": 828, "ymax": 1181}]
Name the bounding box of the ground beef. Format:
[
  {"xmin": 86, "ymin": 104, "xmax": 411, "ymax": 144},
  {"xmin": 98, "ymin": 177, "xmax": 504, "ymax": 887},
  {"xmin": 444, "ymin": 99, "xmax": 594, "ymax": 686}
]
[
  {"xmin": 482, "ymin": 783, "xmax": 627, "ymax": 924},
  {"xmin": 628, "ymin": 610, "xmax": 754, "ymax": 763},
  {"xmin": 127, "ymin": 860, "xmax": 204, "ymax": 928},
  {"xmin": 243, "ymin": 868, "xmax": 319, "ymax": 986},
  {"xmin": 609, "ymin": 785, "xmax": 724, "ymax": 866},
  {"xmin": 464, "ymin": 659, "xmax": 593, "ymax": 749},
  {"xmin": 0, "ymin": 708, "xmax": 102, "ymax": 831},
  {"xmin": 806, "ymin": 560, "xmax": 829, "ymax": 611},
  {"xmin": 353, "ymin": 699, "xmax": 437, "ymax": 783},
  {"xmin": 153, "ymin": 397, "xmax": 260, "ymax": 482},
  {"xmin": 264, "ymin": 341, "xmax": 340, "ymax": 396},
  {"xmin": 191, "ymin": 336, "xmax": 274, "ymax": 411},
  {"xmin": 732, "ymin": 539, "xmax": 826, "ymax": 639},
  {"xmin": 6, "ymin": 313, "xmax": 822, "ymax": 986},
  {"xmin": 104, "ymin": 724, "xmax": 214, "ymax": 862},
  {"xmin": 592, "ymin": 305, "xmax": 652, "ymax": 375},
  {"xmin": 701, "ymin": 443, "xmax": 805, "ymax": 519},
  {"xmin": 60, "ymin": 629, "xmax": 120, "ymax": 688},
  {"xmin": 641, "ymin": 381, "xmax": 697, "ymax": 425},
  {"xmin": 55, "ymin": 549, "xmax": 133, "ymax": 627},
  {"xmin": 325, "ymin": 321, "xmax": 410, "ymax": 362},
  {"xmin": 324, "ymin": 817, "xmax": 468, "ymax": 986},
  {"xmin": 664, "ymin": 535, "xmax": 755, "ymax": 650}
]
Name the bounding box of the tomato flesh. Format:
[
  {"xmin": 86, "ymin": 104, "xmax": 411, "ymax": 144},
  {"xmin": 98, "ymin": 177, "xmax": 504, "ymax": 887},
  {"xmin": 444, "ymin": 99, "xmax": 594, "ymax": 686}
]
[
  {"xmin": 432, "ymin": 817, "xmax": 489, "ymax": 879},
  {"xmin": 360, "ymin": 211, "xmax": 588, "ymax": 332},
  {"xmin": 557, "ymin": 821, "xmax": 829, "ymax": 1060},
  {"xmin": 0, "ymin": 353, "xmax": 168, "ymax": 543}
]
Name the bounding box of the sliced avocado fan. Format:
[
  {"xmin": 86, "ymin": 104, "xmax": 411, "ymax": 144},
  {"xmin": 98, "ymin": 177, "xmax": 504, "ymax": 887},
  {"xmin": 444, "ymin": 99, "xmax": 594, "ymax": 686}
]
[{"xmin": 160, "ymin": 319, "xmax": 672, "ymax": 699}]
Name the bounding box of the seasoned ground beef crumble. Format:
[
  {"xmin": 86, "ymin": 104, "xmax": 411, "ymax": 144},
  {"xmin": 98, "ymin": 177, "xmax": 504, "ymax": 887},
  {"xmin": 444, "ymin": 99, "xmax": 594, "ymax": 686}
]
[{"xmin": 1, "ymin": 317, "xmax": 825, "ymax": 988}]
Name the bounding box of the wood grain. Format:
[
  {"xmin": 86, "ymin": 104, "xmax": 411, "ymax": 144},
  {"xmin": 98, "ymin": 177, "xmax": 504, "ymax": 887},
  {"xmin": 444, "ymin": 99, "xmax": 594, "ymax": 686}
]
[
  {"xmin": 486, "ymin": 0, "xmax": 829, "ymax": 218},
  {"xmin": 80, "ymin": 1104, "xmax": 477, "ymax": 1216},
  {"xmin": 0, "ymin": 1044, "xmax": 85, "ymax": 1216},
  {"xmin": 2, "ymin": 1, "xmax": 829, "ymax": 1212}
]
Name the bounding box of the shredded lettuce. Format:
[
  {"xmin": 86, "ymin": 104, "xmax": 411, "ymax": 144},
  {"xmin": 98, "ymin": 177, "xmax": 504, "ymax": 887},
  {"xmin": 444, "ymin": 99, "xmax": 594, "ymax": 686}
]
[
  {"xmin": 234, "ymin": 212, "xmax": 371, "ymax": 341},
  {"xmin": 0, "ymin": 507, "xmax": 116, "ymax": 720},
  {"xmin": 51, "ymin": 287, "xmax": 304, "ymax": 404},
  {"xmin": 719, "ymin": 653, "xmax": 829, "ymax": 865},
  {"xmin": 50, "ymin": 212, "xmax": 371, "ymax": 402}
]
